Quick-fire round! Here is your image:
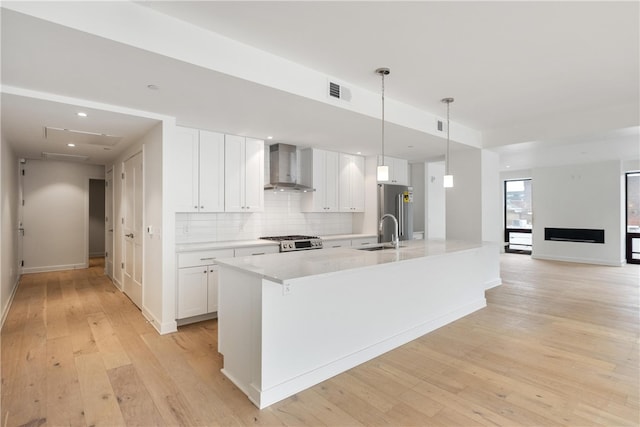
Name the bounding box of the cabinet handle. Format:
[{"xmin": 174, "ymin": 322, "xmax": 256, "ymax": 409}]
[
  {"xmin": 201, "ymin": 206, "xmax": 204, "ymax": 209},
  {"xmin": 203, "ymin": 270, "xmax": 207, "ymax": 274},
  {"xmin": 200, "ymin": 257, "xmax": 215, "ymax": 261},
  {"xmin": 194, "ymin": 206, "xmax": 198, "ymax": 209},
  {"xmin": 210, "ymin": 269, "xmax": 214, "ymax": 273}
]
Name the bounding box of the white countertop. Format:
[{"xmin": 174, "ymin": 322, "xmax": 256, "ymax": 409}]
[
  {"xmin": 216, "ymin": 239, "xmax": 486, "ymax": 284},
  {"xmin": 175, "ymin": 234, "xmax": 376, "ymax": 253},
  {"xmin": 176, "ymin": 239, "xmax": 279, "ymax": 253}
]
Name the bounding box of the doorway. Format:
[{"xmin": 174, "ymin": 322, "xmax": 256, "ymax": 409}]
[
  {"xmin": 626, "ymin": 172, "xmax": 640, "ymax": 264},
  {"xmin": 504, "ymin": 179, "xmax": 533, "ymax": 254},
  {"xmin": 88, "ymin": 179, "xmax": 106, "ymax": 263}
]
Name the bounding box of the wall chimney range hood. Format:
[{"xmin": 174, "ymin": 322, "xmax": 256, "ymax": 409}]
[{"xmin": 264, "ymin": 143, "xmax": 315, "ymax": 192}]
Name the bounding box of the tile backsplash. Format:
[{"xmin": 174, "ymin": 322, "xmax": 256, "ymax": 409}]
[{"xmin": 175, "ymin": 192, "xmax": 354, "ymax": 243}]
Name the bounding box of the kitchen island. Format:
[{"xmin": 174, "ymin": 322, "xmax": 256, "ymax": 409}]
[{"xmin": 216, "ymin": 239, "xmax": 501, "ymax": 408}]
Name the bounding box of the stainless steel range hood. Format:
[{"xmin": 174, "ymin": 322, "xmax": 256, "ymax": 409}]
[{"xmin": 264, "ymin": 143, "xmax": 315, "ymax": 192}]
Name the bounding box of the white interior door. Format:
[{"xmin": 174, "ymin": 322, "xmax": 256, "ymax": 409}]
[
  {"xmin": 123, "ymin": 152, "xmax": 143, "ymax": 309},
  {"xmin": 105, "ymin": 169, "xmax": 114, "ymax": 278}
]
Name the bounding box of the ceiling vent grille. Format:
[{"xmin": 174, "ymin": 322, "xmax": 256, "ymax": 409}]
[
  {"xmin": 42, "ymin": 152, "xmax": 89, "ymax": 162},
  {"xmin": 328, "ymin": 80, "xmax": 352, "ymax": 102}
]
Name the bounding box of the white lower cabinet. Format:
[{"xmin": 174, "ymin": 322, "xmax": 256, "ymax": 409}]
[
  {"xmin": 176, "ymin": 248, "xmax": 233, "ymax": 321},
  {"xmin": 177, "ymin": 265, "xmax": 210, "ymax": 318}
]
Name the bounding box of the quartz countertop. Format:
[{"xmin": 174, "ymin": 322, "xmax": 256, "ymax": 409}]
[
  {"xmin": 318, "ymin": 233, "xmax": 377, "ymax": 241},
  {"xmin": 176, "ymin": 239, "xmax": 279, "ymax": 253},
  {"xmin": 176, "ymin": 234, "xmax": 376, "ymax": 253},
  {"xmin": 216, "ymin": 239, "xmax": 486, "ymax": 284}
]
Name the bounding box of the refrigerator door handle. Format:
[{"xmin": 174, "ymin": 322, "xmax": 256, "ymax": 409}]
[{"xmin": 397, "ymin": 194, "xmax": 404, "ymax": 238}]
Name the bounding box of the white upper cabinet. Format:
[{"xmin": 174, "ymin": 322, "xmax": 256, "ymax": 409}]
[
  {"xmin": 199, "ymin": 131, "xmax": 226, "ymax": 212},
  {"xmin": 377, "ymin": 156, "xmax": 409, "ymax": 185},
  {"xmin": 174, "ymin": 127, "xmax": 225, "ymax": 212},
  {"xmin": 339, "ymin": 153, "xmax": 365, "ymax": 212},
  {"xmin": 300, "ymin": 148, "xmax": 340, "ymax": 212},
  {"xmin": 225, "ymin": 135, "xmax": 264, "ymax": 212}
]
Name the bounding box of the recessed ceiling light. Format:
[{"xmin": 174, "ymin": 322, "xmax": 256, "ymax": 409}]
[
  {"xmin": 67, "ymin": 143, "xmax": 76, "ymax": 147},
  {"xmin": 267, "ymin": 136, "xmax": 273, "ymax": 140},
  {"xmin": 356, "ymin": 151, "xmax": 362, "ymax": 155},
  {"xmin": 506, "ymin": 165, "xmax": 511, "ymax": 168},
  {"xmin": 77, "ymin": 112, "xmax": 87, "ymax": 117},
  {"xmin": 147, "ymin": 84, "xmax": 159, "ymax": 90},
  {"xmin": 408, "ymin": 145, "xmax": 414, "ymax": 148}
]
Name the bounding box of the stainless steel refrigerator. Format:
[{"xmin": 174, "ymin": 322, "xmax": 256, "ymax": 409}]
[{"xmin": 378, "ymin": 184, "xmax": 414, "ymax": 243}]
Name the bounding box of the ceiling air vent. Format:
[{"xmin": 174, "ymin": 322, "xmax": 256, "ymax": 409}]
[
  {"xmin": 328, "ymin": 80, "xmax": 352, "ymax": 102},
  {"xmin": 42, "ymin": 152, "xmax": 90, "ymax": 162}
]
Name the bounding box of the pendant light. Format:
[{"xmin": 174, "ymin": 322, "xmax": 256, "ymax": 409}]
[
  {"xmin": 441, "ymin": 97, "xmax": 454, "ymax": 188},
  {"xmin": 376, "ymin": 67, "xmax": 390, "ymax": 182}
]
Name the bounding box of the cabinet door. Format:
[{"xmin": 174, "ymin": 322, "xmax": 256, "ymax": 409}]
[
  {"xmin": 243, "ymin": 138, "xmax": 264, "ymax": 212},
  {"xmin": 199, "ymin": 130, "xmax": 225, "ymax": 212},
  {"xmin": 339, "ymin": 154, "xmax": 365, "ymax": 212},
  {"xmin": 177, "ymin": 266, "xmax": 208, "ymax": 318},
  {"xmin": 174, "ymin": 127, "xmax": 200, "ymax": 212},
  {"xmin": 324, "ymin": 151, "xmax": 340, "ymax": 211},
  {"xmin": 207, "ymin": 264, "xmax": 219, "ymax": 313},
  {"xmin": 350, "ymin": 155, "xmax": 365, "ymax": 211},
  {"xmin": 224, "ymin": 134, "xmax": 245, "ymax": 212},
  {"xmin": 392, "ymin": 157, "xmax": 409, "ymax": 185},
  {"xmin": 339, "ymin": 154, "xmax": 352, "ymax": 212}
]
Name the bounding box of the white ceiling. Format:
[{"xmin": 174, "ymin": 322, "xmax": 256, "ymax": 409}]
[{"xmin": 1, "ymin": 2, "xmax": 638, "ymax": 169}]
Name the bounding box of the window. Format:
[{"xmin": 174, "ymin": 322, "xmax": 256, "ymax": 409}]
[{"xmin": 504, "ymin": 179, "xmax": 532, "ymax": 253}]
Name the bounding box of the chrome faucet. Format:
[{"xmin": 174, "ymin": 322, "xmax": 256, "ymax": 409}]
[{"xmin": 379, "ymin": 214, "xmax": 400, "ymax": 249}]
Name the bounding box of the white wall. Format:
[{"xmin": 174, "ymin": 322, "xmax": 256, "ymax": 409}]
[
  {"xmin": 426, "ymin": 162, "xmax": 446, "ymax": 240},
  {"xmin": 1, "ymin": 137, "xmax": 20, "ymax": 327},
  {"xmin": 409, "ymin": 163, "xmax": 426, "ymax": 233},
  {"xmin": 481, "ymin": 150, "xmax": 501, "ymax": 244},
  {"xmin": 111, "ymin": 121, "xmax": 168, "ymax": 332},
  {"xmin": 532, "ymin": 160, "xmax": 624, "ymax": 266},
  {"xmin": 446, "ymin": 148, "xmax": 482, "ymax": 241},
  {"xmin": 21, "ymin": 159, "xmax": 105, "ymax": 273}
]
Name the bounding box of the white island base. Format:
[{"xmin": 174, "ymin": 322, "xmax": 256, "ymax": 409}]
[{"xmin": 217, "ymin": 241, "xmax": 500, "ymax": 409}]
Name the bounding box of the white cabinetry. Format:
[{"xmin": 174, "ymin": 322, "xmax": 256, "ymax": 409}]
[
  {"xmin": 176, "ymin": 249, "xmax": 234, "ymax": 320},
  {"xmin": 225, "ymin": 135, "xmax": 264, "ymax": 212},
  {"xmin": 377, "ymin": 156, "xmax": 409, "ymax": 185},
  {"xmin": 351, "ymin": 236, "xmax": 378, "ymax": 247},
  {"xmin": 300, "ymin": 149, "xmax": 340, "ymax": 212},
  {"xmin": 174, "ymin": 127, "xmax": 225, "ymax": 212},
  {"xmin": 233, "ymin": 245, "xmax": 279, "ymax": 257},
  {"xmin": 339, "ymin": 154, "xmax": 365, "ymax": 212}
]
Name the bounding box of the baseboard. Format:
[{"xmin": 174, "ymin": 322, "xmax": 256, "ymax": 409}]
[
  {"xmin": 142, "ymin": 307, "xmax": 177, "ymax": 335},
  {"xmin": 89, "ymin": 252, "xmax": 105, "ymax": 257},
  {"xmin": 484, "ymin": 277, "xmax": 502, "ymax": 290},
  {"xmin": 22, "ymin": 263, "xmax": 88, "ymax": 274},
  {"xmin": 532, "ymin": 254, "xmax": 624, "ymax": 267},
  {"xmin": 1, "ymin": 275, "xmax": 21, "ymax": 330}
]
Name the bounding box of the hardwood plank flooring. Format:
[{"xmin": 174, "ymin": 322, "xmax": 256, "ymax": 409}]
[{"xmin": 1, "ymin": 254, "xmax": 638, "ymax": 426}]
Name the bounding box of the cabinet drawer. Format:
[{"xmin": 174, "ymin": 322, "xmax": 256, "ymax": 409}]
[
  {"xmin": 351, "ymin": 237, "xmax": 378, "ymax": 247},
  {"xmin": 177, "ymin": 249, "xmax": 234, "ymax": 268},
  {"xmin": 324, "ymin": 239, "xmax": 352, "ymax": 249},
  {"xmin": 234, "ymin": 245, "xmax": 279, "ymax": 257}
]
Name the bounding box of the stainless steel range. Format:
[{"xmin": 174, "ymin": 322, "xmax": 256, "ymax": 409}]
[{"xmin": 260, "ymin": 235, "xmax": 323, "ymax": 252}]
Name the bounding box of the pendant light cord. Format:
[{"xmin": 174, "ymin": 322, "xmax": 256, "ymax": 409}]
[
  {"xmin": 445, "ymin": 100, "xmax": 450, "ymax": 175},
  {"xmin": 381, "ymin": 72, "xmax": 385, "ymax": 165}
]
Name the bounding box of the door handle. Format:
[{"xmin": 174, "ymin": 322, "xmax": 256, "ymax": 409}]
[{"xmin": 125, "ymin": 233, "xmax": 134, "ymax": 238}]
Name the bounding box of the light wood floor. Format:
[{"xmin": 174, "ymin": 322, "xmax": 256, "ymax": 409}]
[{"xmin": 1, "ymin": 255, "xmax": 638, "ymax": 427}]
